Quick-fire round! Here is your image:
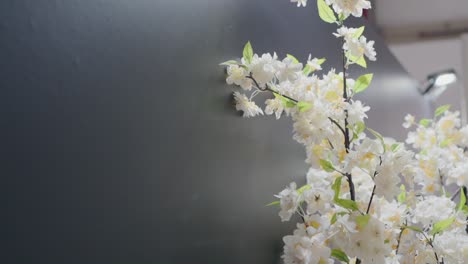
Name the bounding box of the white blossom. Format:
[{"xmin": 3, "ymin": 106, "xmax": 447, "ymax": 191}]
[
  {"xmin": 334, "ymin": 26, "xmax": 359, "ymax": 38},
  {"xmin": 264, "ymin": 97, "xmax": 286, "ymax": 119},
  {"xmin": 275, "ymin": 182, "xmax": 300, "ymax": 222},
  {"xmin": 326, "ymin": 0, "xmax": 372, "ymax": 18},
  {"xmin": 402, "ymin": 114, "xmax": 415, "ymax": 128},
  {"xmin": 348, "ymin": 217, "xmax": 390, "ymax": 263},
  {"xmin": 412, "ymin": 195, "xmax": 456, "ymax": 226},
  {"xmin": 277, "ymin": 57, "xmax": 303, "ymax": 82},
  {"xmin": 447, "ymin": 161, "xmax": 468, "ymax": 187},
  {"xmin": 434, "ymin": 229, "xmax": 468, "ymax": 264},
  {"xmin": 282, "ymin": 224, "xmax": 331, "ymax": 264},
  {"xmin": 250, "ymin": 53, "xmax": 279, "ymax": 84},
  {"xmin": 290, "ymin": 0, "xmax": 308, "ymax": 7},
  {"xmin": 307, "ymin": 55, "xmax": 323, "ymax": 72},
  {"xmin": 346, "ymin": 100, "xmax": 370, "ymax": 124},
  {"xmin": 303, "ymin": 187, "xmax": 333, "ymax": 214},
  {"xmin": 374, "ymin": 163, "xmax": 401, "ymax": 201},
  {"xmin": 221, "ymin": 2, "xmax": 468, "ymax": 262},
  {"xmin": 345, "ymin": 36, "xmax": 377, "ymax": 61},
  {"xmin": 233, "ymin": 92, "xmax": 263, "ymax": 118},
  {"xmin": 226, "ymin": 65, "xmax": 252, "ymax": 90}
]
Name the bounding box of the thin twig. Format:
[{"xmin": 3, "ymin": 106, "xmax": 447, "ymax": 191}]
[
  {"xmin": 328, "ymin": 117, "xmax": 346, "ymax": 137},
  {"xmin": 395, "ymin": 226, "xmax": 405, "ymax": 254},
  {"xmin": 366, "ymin": 185, "xmax": 376, "ymax": 214},
  {"xmin": 246, "ymin": 74, "xmax": 299, "ymax": 103},
  {"xmin": 451, "ymin": 188, "xmax": 461, "ymax": 201},
  {"xmin": 366, "ymin": 157, "xmax": 382, "ymax": 214},
  {"xmin": 421, "ymin": 232, "xmax": 440, "ymax": 263},
  {"xmin": 340, "ymin": 37, "xmax": 357, "ymax": 203}
]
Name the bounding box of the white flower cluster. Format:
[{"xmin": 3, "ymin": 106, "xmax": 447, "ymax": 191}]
[
  {"xmin": 221, "ymin": 1, "xmax": 468, "ymax": 263},
  {"xmin": 326, "ymin": 0, "xmax": 371, "ymax": 18},
  {"xmin": 404, "ymin": 111, "xmax": 468, "ymax": 192},
  {"xmin": 291, "ymin": 0, "xmax": 372, "ymax": 18}
]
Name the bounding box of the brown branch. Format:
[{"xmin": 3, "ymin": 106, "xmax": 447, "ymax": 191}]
[
  {"xmin": 366, "ymin": 185, "xmax": 376, "ymax": 214},
  {"xmin": 421, "ymin": 232, "xmax": 441, "ymax": 263},
  {"xmin": 328, "ymin": 117, "xmax": 346, "ymax": 137},
  {"xmin": 246, "ymin": 74, "xmax": 299, "ymax": 103},
  {"xmin": 340, "ymin": 37, "xmax": 357, "ymax": 203},
  {"xmin": 366, "ymin": 157, "xmax": 383, "ymax": 214}
]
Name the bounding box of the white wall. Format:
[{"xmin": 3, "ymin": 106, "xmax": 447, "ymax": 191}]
[
  {"xmin": 389, "ymin": 38, "xmax": 467, "ymax": 122},
  {"xmin": 376, "ymin": 0, "xmax": 468, "ymax": 28}
]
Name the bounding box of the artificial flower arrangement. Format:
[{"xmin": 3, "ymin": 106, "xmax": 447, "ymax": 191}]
[{"xmin": 220, "ymin": 0, "xmax": 468, "ymax": 263}]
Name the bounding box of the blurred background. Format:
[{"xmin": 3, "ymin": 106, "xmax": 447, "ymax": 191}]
[
  {"xmin": 1, "ymin": 0, "xmax": 466, "ymax": 263},
  {"xmin": 374, "ymin": 0, "xmax": 468, "ymax": 124}
]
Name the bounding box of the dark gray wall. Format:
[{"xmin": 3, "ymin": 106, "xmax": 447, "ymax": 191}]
[{"xmin": 1, "ymin": 1, "xmax": 427, "ymax": 263}]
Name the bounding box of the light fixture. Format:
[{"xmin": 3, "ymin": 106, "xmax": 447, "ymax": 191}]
[{"xmin": 421, "ymin": 69, "xmax": 457, "ymax": 98}]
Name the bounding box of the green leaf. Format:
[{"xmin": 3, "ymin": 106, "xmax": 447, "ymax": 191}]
[
  {"xmin": 391, "ymin": 143, "xmax": 400, "ymax": 152},
  {"xmin": 338, "ymin": 13, "xmax": 346, "ymax": 22},
  {"xmin": 317, "ymin": 0, "xmax": 337, "ymax": 23},
  {"xmin": 462, "ymin": 205, "xmax": 468, "ymax": 215},
  {"xmin": 297, "ymin": 185, "xmax": 312, "ymax": 195},
  {"xmin": 319, "ymin": 159, "xmax": 335, "ymax": 172},
  {"xmin": 303, "ymin": 58, "xmax": 326, "ymax": 75},
  {"xmin": 317, "ymin": 58, "xmax": 326, "ymax": 65},
  {"xmin": 330, "ymin": 212, "xmax": 348, "ymax": 225},
  {"xmin": 440, "ymin": 138, "xmax": 452, "ymax": 147},
  {"xmin": 384, "ymin": 239, "xmax": 390, "ymax": 244},
  {"xmin": 430, "ymin": 217, "xmax": 455, "ymax": 235},
  {"xmin": 266, "ymin": 201, "xmax": 280, "ymax": 206},
  {"xmin": 287, "ymin": 54, "xmax": 299, "ymax": 64},
  {"xmin": 243, "ymin": 41, "xmax": 253, "ymax": 64},
  {"xmin": 331, "ymin": 213, "xmax": 338, "ymax": 225},
  {"xmin": 274, "ymin": 93, "xmax": 296, "ymax": 108},
  {"xmin": 419, "ymin": 119, "xmax": 431, "ymax": 127},
  {"xmin": 303, "ymin": 65, "xmax": 313, "ymax": 76},
  {"xmin": 297, "ymin": 101, "xmax": 313, "ymax": 112},
  {"xmin": 347, "ymin": 53, "xmax": 367, "ymax": 68},
  {"xmin": 458, "ymin": 188, "xmax": 466, "ymax": 212},
  {"xmin": 356, "ymin": 56, "xmax": 367, "ymax": 68},
  {"xmin": 367, "ymin": 127, "xmax": 385, "ymax": 153},
  {"xmin": 403, "ymin": 225, "xmax": 423, "ymax": 233},
  {"xmin": 219, "ymin": 60, "xmax": 239, "ymax": 66},
  {"xmin": 285, "ymin": 101, "xmax": 296, "ymax": 108},
  {"xmin": 355, "ymin": 121, "xmax": 366, "ymax": 135},
  {"xmin": 432, "ymin": 218, "xmax": 455, "ymax": 235},
  {"xmin": 336, "ymin": 199, "xmax": 360, "ymax": 211},
  {"xmin": 350, "ymin": 122, "xmax": 365, "ymax": 142},
  {"xmin": 352, "ymin": 26, "xmax": 365, "ymax": 39},
  {"xmin": 353, "ymin": 74, "xmax": 374, "ymax": 94},
  {"xmin": 332, "ymin": 177, "xmax": 342, "ymax": 200},
  {"xmin": 331, "ymin": 249, "xmax": 350, "ymax": 263},
  {"xmin": 356, "ymin": 214, "xmax": 371, "ymax": 229},
  {"xmin": 435, "ymin": 105, "xmax": 451, "ymax": 117},
  {"xmin": 398, "ymin": 184, "xmax": 406, "ymax": 203}
]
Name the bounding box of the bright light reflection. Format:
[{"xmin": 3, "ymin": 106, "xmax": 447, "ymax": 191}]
[{"xmin": 434, "ymin": 73, "xmax": 457, "ymax": 87}]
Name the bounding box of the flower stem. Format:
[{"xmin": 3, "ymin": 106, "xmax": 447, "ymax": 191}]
[{"xmin": 341, "ymin": 35, "xmax": 356, "ymax": 203}]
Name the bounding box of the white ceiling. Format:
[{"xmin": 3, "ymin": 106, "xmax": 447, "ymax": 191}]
[
  {"xmin": 375, "ymin": 0, "xmax": 468, "ymax": 123},
  {"xmin": 375, "ymin": 0, "xmax": 468, "ymax": 28}
]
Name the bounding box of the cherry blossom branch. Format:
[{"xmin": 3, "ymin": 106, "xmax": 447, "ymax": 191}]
[
  {"xmin": 246, "ymin": 74, "xmax": 298, "ymax": 103},
  {"xmin": 421, "ymin": 232, "xmax": 441, "ymax": 264},
  {"xmin": 328, "ymin": 117, "xmax": 346, "ymax": 137},
  {"xmin": 366, "ymin": 185, "xmax": 377, "ymax": 214},
  {"xmin": 451, "ymin": 188, "xmax": 461, "ymax": 201},
  {"xmin": 395, "ymin": 224, "xmax": 405, "ymax": 255},
  {"xmin": 340, "ymin": 33, "xmax": 357, "ymax": 204},
  {"xmin": 339, "ymin": 20, "xmax": 360, "ymax": 264},
  {"xmin": 366, "ymin": 157, "xmax": 383, "ymax": 214},
  {"xmin": 248, "ymin": 71, "xmax": 358, "ymax": 203}
]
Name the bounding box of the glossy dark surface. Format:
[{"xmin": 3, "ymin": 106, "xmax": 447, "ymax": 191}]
[{"xmin": 1, "ymin": 1, "xmax": 427, "ymax": 263}]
